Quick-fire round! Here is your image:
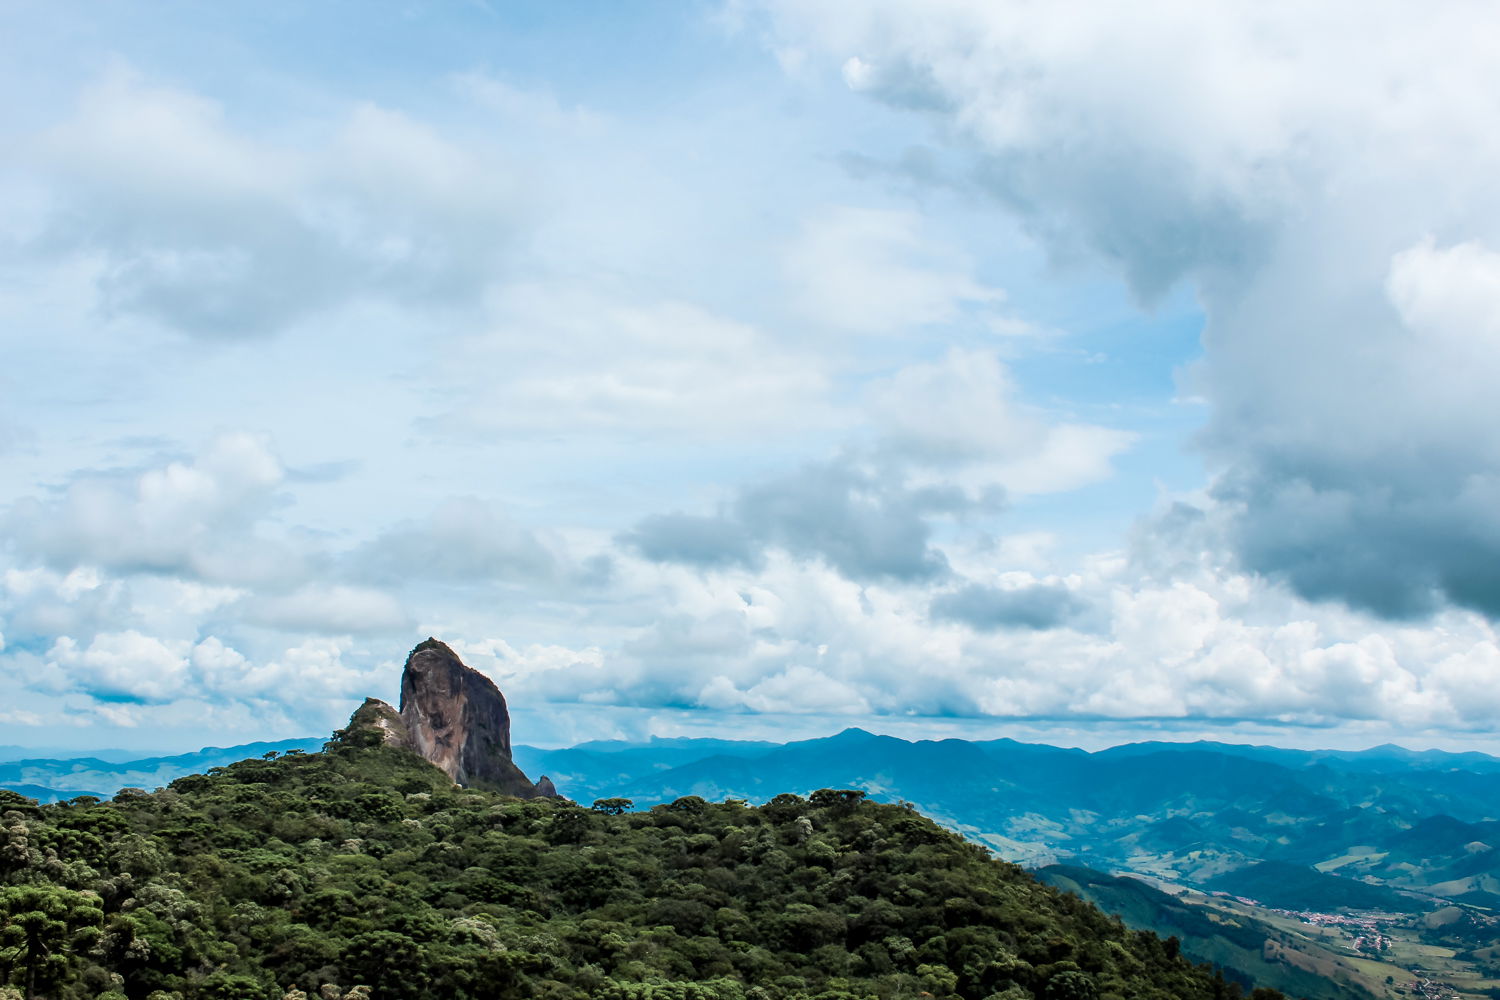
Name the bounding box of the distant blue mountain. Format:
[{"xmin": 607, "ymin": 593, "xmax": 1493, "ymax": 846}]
[
  {"xmin": 1096, "ymin": 739, "xmax": 1500, "ymax": 773},
  {"xmin": 0, "ymin": 745, "xmax": 165, "ymax": 764},
  {"xmin": 0, "ymin": 738, "xmax": 327, "ymax": 801},
  {"xmin": 511, "ymin": 727, "xmax": 1500, "ymax": 912}
]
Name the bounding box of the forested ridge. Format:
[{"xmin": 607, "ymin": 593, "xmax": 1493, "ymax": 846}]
[{"xmin": 0, "ymin": 726, "xmax": 1288, "ymax": 1000}]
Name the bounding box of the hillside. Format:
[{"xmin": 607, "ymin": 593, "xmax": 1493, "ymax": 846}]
[
  {"xmin": 1208, "ymin": 862, "xmax": 1412, "ymax": 912},
  {"xmin": 0, "ymin": 730, "xmax": 1285, "ymax": 1000},
  {"xmin": 14, "ymin": 727, "xmax": 1500, "ymax": 911},
  {"xmin": 1036, "ymin": 867, "xmax": 1355, "ymax": 1000},
  {"xmin": 515, "ymin": 729, "xmax": 1500, "ymax": 899}
]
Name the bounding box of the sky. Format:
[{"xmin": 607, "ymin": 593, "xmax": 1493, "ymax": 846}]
[{"xmin": 4, "ymin": 0, "xmax": 1500, "ymax": 754}]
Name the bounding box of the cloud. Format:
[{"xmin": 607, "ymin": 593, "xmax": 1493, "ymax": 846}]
[
  {"xmin": 738, "ymin": 458, "xmax": 957, "ymax": 580},
  {"xmin": 45, "ymin": 631, "xmax": 192, "ymax": 704},
  {"xmin": 29, "ymin": 627, "xmax": 390, "ymax": 721},
  {"xmin": 580, "ymin": 534, "xmax": 1500, "ymax": 733},
  {"xmin": 620, "ymin": 513, "xmax": 760, "ymax": 570},
  {"xmin": 784, "ymin": 205, "xmax": 1003, "ymax": 333},
  {"xmin": 241, "ymin": 584, "xmax": 410, "ymax": 635},
  {"xmin": 451, "ymin": 73, "xmax": 604, "ymax": 135},
  {"xmin": 623, "ymin": 456, "xmax": 956, "ymax": 581},
  {"xmin": 22, "ymin": 67, "xmax": 524, "ymax": 338},
  {"xmin": 930, "ymin": 581, "xmax": 1086, "ymax": 631},
  {"xmin": 354, "ymin": 497, "xmax": 558, "ymax": 584},
  {"xmin": 700, "ymin": 666, "xmax": 872, "ymax": 714},
  {"xmin": 431, "ymin": 287, "xmax": 835, "ymax": 441},
  {"xmin": 2, "ymin": 432, "xmax": 300, "ymax": 586},
  {"xmin": 621, "ymin": 348, "xmax": 1130, "ymax": 581},
  {"xmin": 749, "ymin": 0, "xmax": 1500, "ymax": 622},
  {"xmin": 866, "ymin": 348, "xmax": 1135, "ymax": 494}
]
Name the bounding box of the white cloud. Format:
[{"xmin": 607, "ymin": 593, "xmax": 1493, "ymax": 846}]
[
  {"xmin": 356, "ymin": 497, "xmax": 558, "ymax": 584},
  {"xmin": 47, "ymin": 631, "xmax": 192, "ymax": 704},
  {"xmin": 867, "ymin": 348, "xmax": 1134, "ymax": 495},
  {"xmin": 700, "ymin": 665, "xmax": 873, "ymax": 714},
  {"xmin": 1387, "ymin": 238, "xmax": 1500, "ymax": 411},
  {"xmin": 242, "ymin": 584, "xmax": 410, "ymax": 636},
  {"xmin": 749, "ymin": 0, "xmax": 1500, "ymax": 621},
  {"xmin": 432, "ymin": 285, "xmax": 837, "ymax": 440},
  {"xmin": 0, "ymin": 709, "xmax": 42, "ymax": 727},
  {"xmin": 452, "ymin": 73, "xmax": 605, "ymax": 135},
  {"xmin": 3, "ymin": 432, "xmax": 298, "ymax": 585},
  {"xmin": 785, "ymin": 206, "xmax": 1003, "ymax": 333},
  {"xmin": 577, "ymin": 541, "xmax": 1500, "ymax": 733},
  {"xmin": 33, "ymin": 626, "xmax": 393, "ymax": 714},
  {"xmin": 22, "ymin": 67, "xmax": 524, "ymax": 338}
]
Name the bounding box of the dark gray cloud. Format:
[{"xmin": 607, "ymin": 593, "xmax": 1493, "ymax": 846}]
[
  {"xmin": 621, "ymin": 457, "xmax": 967, "ymax": 582},
  {"xmin": 843, "ymin": 53, "xmax": 1271, "ymax": 303},
  {"xmin": 620, "ymin": 513, "xmax": 760, "ymax": 570},
  {"xmin": 737, "ymin": 461, "xmax": 954, "ymax": 580},
  {"xmin": 930, "ymin": 582, "xmax": 1086, "ymax": 631},
  {"xmin": 1217, "ymin": 462, "xmax": 1500, "ymax": 620}
]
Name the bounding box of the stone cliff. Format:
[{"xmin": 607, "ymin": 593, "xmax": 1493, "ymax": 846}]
[{"xmin": 348, "ymin": 638, "xmax": 553, "ymax": 798}]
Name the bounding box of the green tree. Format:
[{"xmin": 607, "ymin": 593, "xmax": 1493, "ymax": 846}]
[{"xmin": 0, "ymin": 885, "xmax": 104, "ymax": 1000}]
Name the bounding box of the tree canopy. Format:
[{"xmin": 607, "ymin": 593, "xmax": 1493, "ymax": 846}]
[{"xmin": 0, "ymin": 736, "xmax": 1286, "ymax": 1000}]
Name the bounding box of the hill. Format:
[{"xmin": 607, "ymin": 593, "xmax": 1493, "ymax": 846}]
[
  {"xmin": 0, "ymin": 730, "xmax": 1285, "ymax": 1000},
  {"xmin": 1036, "ymin": 866, "xmax": 1358, "ymax": 1000},
  {"xmin": 1207, "ymin": 862, "xmax": 1412, "ymax": 912}
]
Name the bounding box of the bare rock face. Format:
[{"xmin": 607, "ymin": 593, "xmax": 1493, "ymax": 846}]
[
  {"xmin": 348, "ymin": 697, "xmax": 410, "ymax": 748},
  {"xmin": 345, "ymin": 638, "xmax": 554, "ymax": 798},
  {"xmin": 398, "ymin": 637, "xmax": 537, "ymax": 795}
]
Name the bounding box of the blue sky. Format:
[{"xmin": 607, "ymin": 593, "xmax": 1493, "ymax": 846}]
[{"xmin": 4, "ymin": 1, "xmax": 1500, "ymax": 753}]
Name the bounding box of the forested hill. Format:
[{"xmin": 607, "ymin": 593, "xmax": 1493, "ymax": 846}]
[{"xmin": 0, "ymin": 728, "xmax": 1286, "ymax": 1000}]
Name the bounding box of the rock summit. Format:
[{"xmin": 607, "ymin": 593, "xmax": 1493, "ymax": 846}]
[{"xmin": 348, "ymin": 638, "xmax": 553, "ymax": 797}]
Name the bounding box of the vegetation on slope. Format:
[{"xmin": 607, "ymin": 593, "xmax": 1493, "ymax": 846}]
[
  {"xmin": 0, "ymin": 727, "xmax": 1289, "ymax": 1000},
  {"xmin": 1206, "ymin": 862, "xmax": 1410, "ymax": 913},
  {"xmin": 1036, "ymin": 867, "xmax": 1360, "ymax": 1000}
]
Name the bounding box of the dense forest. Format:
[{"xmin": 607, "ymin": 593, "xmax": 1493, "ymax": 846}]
[{"xmin": 0, "ymin": 724, "xmax": 1288, "ymax": 1000}]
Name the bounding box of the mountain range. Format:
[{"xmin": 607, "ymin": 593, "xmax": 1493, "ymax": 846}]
[{"xmin": 15, "ymin": 726, "xmax": 1500, "ymax": 909}]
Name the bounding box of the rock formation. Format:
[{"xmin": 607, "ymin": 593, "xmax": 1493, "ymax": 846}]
[{"xmin": 347, "ymin": 638, "xmax": 555, "ymax": 798}]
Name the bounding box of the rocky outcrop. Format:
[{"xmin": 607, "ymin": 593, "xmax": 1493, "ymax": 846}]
[
  {"xmin": 347, "ymin": 697, "xmax": 409, "ymax": 747},
  {"xmin": 345, "ymin": 638, "xmax": 555, "ymax": 798}
]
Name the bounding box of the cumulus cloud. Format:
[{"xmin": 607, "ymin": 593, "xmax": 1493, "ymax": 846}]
[
  {"xmin": 701, "ymin": 665, "xmax": 873, "ymax": 714},
  {"xmin": 749, "ymin": 0, "xmax": 1500, "ymax": 622},
  {"xmin": 866, "ymin": 348, "xmax": 1135, "ymax": 494},
  {"xmin": 2, "ymin": 432, "xmax": 299, "ymax": 586},
  {"xmin": 31, "ymin": 628, "xmax": 389, "ymax": 718},
  {"xmin": 21, "ymin": 67, "xmax": 523, "ymax": 338},
  {"xmin": 567, "ymin": 537, "xmax": 1500, "ymax": 735},
  {"xmin": 622, "ymin": 348, "xmax": 1130, "ymax": 581},
  {"xmin": 621, "ymin": 513, "xmax": 759, "ymax": 570},
  {"xmin": 622, "ymin": 455, "xmax": 958, "ymax": 581},
  {"xmin": 45, "ymin": 631, "xmax": 193, "ymax": 704},
  {"xmin": 930, "ymin": 581, "xmax": 1086, "ymax": 631}
]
